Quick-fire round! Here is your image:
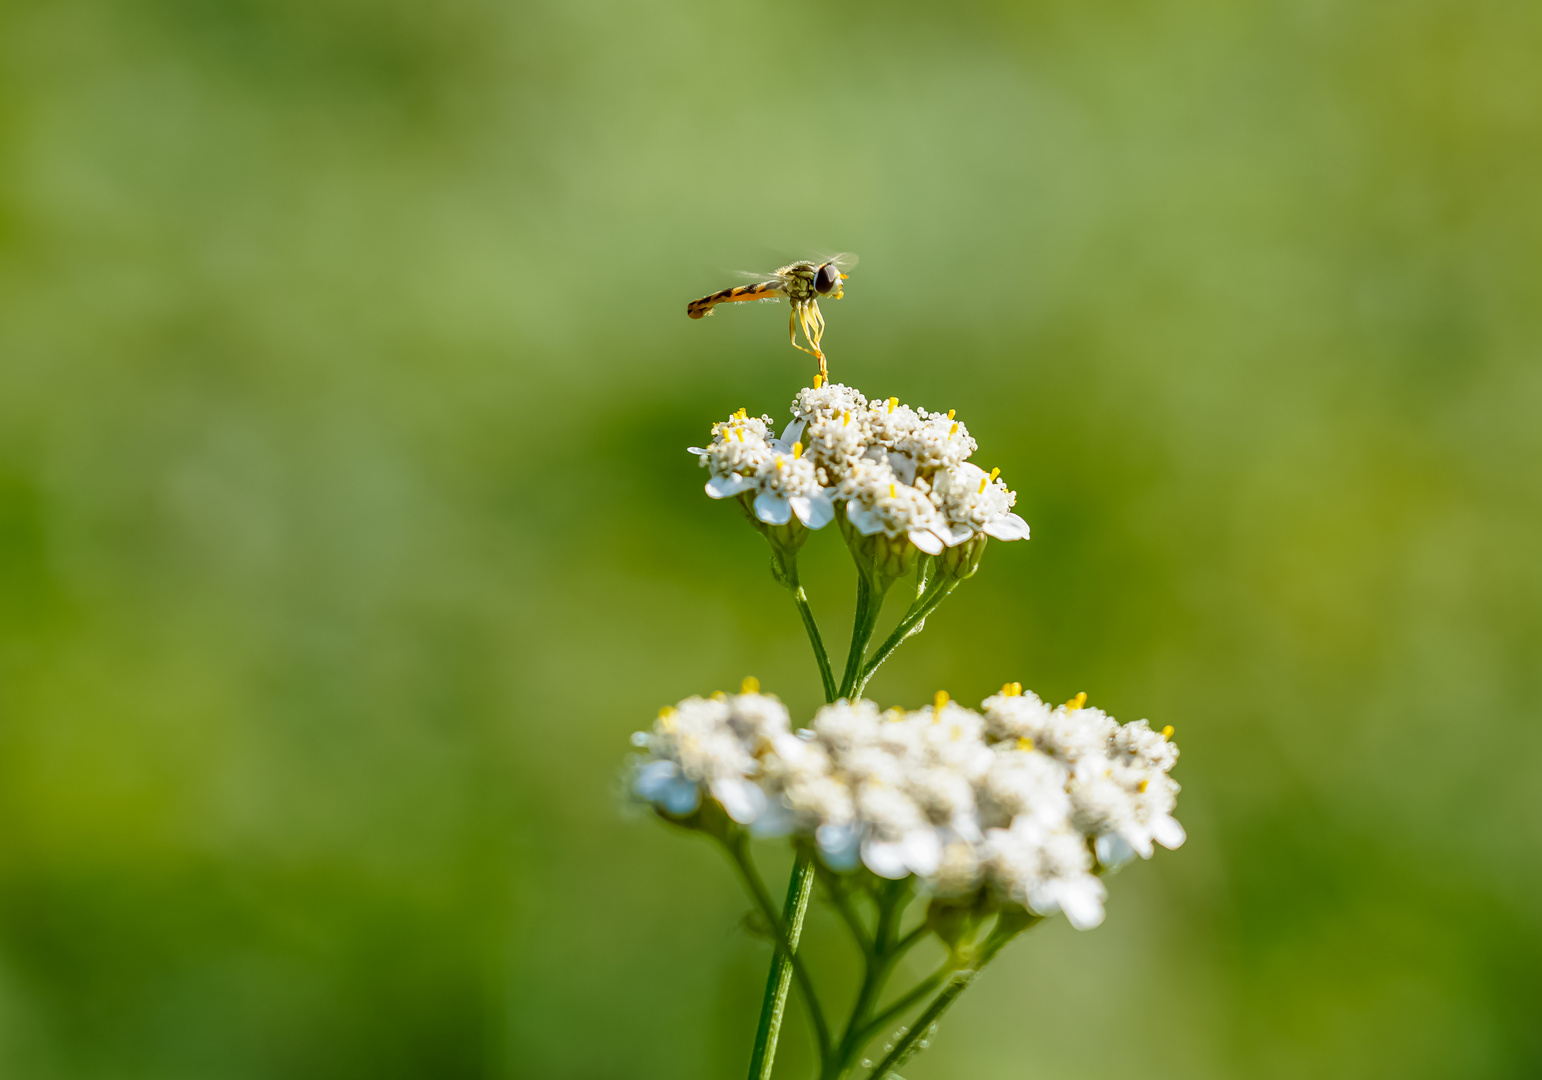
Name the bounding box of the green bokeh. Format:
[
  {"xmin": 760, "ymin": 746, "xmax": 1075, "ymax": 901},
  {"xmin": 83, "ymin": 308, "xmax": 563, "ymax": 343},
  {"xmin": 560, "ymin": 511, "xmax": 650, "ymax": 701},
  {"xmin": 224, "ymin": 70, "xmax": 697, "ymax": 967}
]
[{"xmin": 2, "ymin": 0, "xmax": 1539, "ymax": 1076}]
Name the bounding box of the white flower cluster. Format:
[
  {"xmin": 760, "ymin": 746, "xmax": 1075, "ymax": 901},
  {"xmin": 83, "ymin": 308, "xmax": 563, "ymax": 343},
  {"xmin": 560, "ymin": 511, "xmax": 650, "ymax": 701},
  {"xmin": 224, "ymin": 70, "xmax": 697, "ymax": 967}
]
[
  {"xmin": 632, "ymin": 683, "xmax": 1184, "ymax": 930},
  {"xmin": 690, "ymin": 384, "xmax": 1029, "ymax": 551}
]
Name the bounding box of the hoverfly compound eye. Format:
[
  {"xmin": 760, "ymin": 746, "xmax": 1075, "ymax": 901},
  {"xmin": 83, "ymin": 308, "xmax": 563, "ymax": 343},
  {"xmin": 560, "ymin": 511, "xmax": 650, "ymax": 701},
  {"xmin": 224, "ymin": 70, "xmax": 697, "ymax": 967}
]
[{"xmin": 815, "ymin": 263, "xmax": 840, "ymax": 294}]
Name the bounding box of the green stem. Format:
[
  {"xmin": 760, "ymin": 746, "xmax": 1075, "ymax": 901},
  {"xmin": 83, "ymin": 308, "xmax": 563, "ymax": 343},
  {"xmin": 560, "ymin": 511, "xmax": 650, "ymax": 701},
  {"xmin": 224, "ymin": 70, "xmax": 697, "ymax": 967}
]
[
  {"xmin": 791, "ymin": 585, "xmax": 838, "ymax": 704},
  {"xmin": 852, "ymin": 579, "xmax": 959, "ymax": 701},
  {"xmin": 890, "ymin": 923, "xmax": 930, "ymax": 958},
  {"xmin": 840, "ymin": 574, "xmax": 888, "ymax": 700},
  {"xmin": 865, "ymin": 910, "xmax": 1038, "ymax": 1080},
  {"xmin": 828, "ymin": 881, "xmax": 913, "ymax": 1078},
  {"xmin": 743, "ymin": 565, "xmax": 835, "ymax": 1080},
  {"xmin": 734, "ymin": 843, "xmax": 831, "ymax": 1075},
  {"xmin": 838, "ymin": 574, "xmax": 873, "ymax": 699},
  {"xmin": 817, "ymin": 864, "xmax": 874, "ymax": 957},
  {"xmin": 856, "ymin": 968, "xmax": 948, "ymax": 1047}
]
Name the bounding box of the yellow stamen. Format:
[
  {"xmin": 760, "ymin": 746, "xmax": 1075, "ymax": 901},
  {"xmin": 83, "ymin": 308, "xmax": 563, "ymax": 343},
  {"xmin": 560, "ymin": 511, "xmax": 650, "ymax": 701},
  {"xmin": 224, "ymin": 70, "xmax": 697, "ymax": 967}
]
[
  {"xmin": 1066, "ymin": 692, "xmax": 1087, "ymax": 710},
  {"xmin": 658, "ymin": 706, "xmax": 676, "ymax": 731},
  {"xmin": 741, "ymin": 676, "xmax": 760, "ymax": 694},
  {"xmin": 813, "ymin": 374, "xmax": 824, "ymax": 389},
  {"xmin": 948, "ymin": 409, "xmax": 956, "ymax": 420},
  {"xmin": 888, "ymin": 483, "xmax": 896, "ymax": 498},
  {"xmin": 1137, "ymin": 779, "xmax": 1149, "ymax": 793},
  {"xmin": 735, "ymin": 407, "xmax": 747, "ymax": 420},
  {"xmin": 1016, "ymin": 736, "xmax": 1034, "ymax": 751},
  {"xmin": 888, "ymin": 396, "xmax": 898, "ymax": 414},
  {"xmin": 978, "ymin": 476, "xmax": 988, "ymax": 494},
  {"xmin": 792, "ymin": 441, "xmax": 804, "ymax": 459},
  {"xmin": 1001, "ymin": 681, "xmax": 1023, "ymax": 697},
  {"xmin": 934, "ymin": 689, "xmax": 950, "ymax": 713},
  {"xmin": 711, "ymin": 691, "xmax": 727, "ymax": 702},
  {"xmin": 775, "ymin": 455, "xmax": 785, "ymax": 470},
  {"xmin": 950, "ymin": 422, "xmax": 959, "ymax": 437},
  {"xmin": 1161, "ymin": 725, "xmax": 1175, "ymax": 739},
  {"xmin": 842, "ymin": 410, "xmax": 851, "ymax": 427},
  {"xmin": 990, "ymin": 467, "xmax": 1001, "ymax": 482}
]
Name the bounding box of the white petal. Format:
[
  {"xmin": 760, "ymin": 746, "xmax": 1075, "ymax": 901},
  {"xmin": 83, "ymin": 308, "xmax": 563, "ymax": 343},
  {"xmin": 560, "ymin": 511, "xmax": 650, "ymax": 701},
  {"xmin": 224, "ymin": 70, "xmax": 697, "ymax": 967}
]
[
  {"xmin": 817, "ymin": 824, "xmax": 861, "ymax": 870},
  {"xmin": 634, "ymin": 760, "xmax": 679, "ymax": 800},
  {"xmin": 949, "ymin": 812, "xmax": 983, "ymax": 845},
  {"xmin": 711, "ymin": 778, "xmax": 767, "ymax": 824},
  {"xmin": 705, "ymin": 474, "xmax": 753, "ymax": 499},
  {"xmin": 887, "ymin": 453, "xmax": 918, "ymax": 485},
  {"xmin": 687, "ymin": 446, "xmax": 709, "ymax": 456},
  {"xmin": 939, "ymin": 522, "xmax": 975, "ymax": 547},
  {"xmin": 1058, "ymin": 879, "xmax": 1108, "ymax": 930},
  {"xmin": 1152, "ymin": 815, "xmax": 1187, "ymax": 850},
  {"xmin": 847, "ymin": 503, "xmax": 886, "ymax": 536},
  {"xmin": 775, "ymin": 419, "xmax": 807, "ymax": 451},
  {"xmin": 983, "ymin": 513, "xmax": 1030, "ymax": 541},
  {"xmin": 750, "ymin": 799, "xmax": 796, "ymax": 838},
  {"xmin": 861, "ymin": 839, "xmax": 911, "ymax": 880},
  {"xmin": 1095, "ymin": 832, "xmax": 1137, "ymax": 868},
  {"xmin": 754, "ymin": 491, "xmax": 793, "ymax": 525},
  {"xmin": 662, "ymin": 777, "xmax": 702, "ymax": 816},
  {"xmin": 902, "ymin": 829, "xmax": 942, "ymax": 877},
  {"xmin": 909, "ymin": 528, "xmax": 944, "ymax": 555},
  {"xmin": 794, "ymin": 490, "xmax": 836, "ymax": 529}
]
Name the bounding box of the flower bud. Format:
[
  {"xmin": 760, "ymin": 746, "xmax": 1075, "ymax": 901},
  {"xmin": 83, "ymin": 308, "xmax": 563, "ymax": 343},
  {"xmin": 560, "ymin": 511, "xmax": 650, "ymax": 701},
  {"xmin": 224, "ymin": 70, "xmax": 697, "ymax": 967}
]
[
  {"xmin": 938, "ymin": 533, "xmax": 988, "ymax": 581},
  {"xmin": 838, "ymin": 508, "xmax": 919, "ymax": 589},
  {"xmin": 737, "ymin": 493, "xmax": 810, "ymax": 588}
]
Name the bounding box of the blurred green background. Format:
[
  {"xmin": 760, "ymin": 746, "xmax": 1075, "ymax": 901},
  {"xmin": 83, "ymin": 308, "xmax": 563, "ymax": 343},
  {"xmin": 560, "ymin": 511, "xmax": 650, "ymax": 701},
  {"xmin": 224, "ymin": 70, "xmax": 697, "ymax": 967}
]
[{"xmin": 2, "ymin": 0, "xmax": 1540, "ymax": 1076}]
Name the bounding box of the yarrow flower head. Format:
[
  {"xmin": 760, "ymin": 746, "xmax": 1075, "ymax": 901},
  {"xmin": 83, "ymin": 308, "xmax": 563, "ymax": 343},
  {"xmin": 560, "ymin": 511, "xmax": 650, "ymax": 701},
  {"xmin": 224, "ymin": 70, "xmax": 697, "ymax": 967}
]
[
  {"xmin": 690, "ymin": 384, "xmax": 1030, "ymax": 569},
  {"xmin": 981, "ymin": 686, "xmax": 1187, "ymax": 867},
  {"xmin": 631, "ymin": 682, "xmax": 1184, "ymax": 931},
  {"xmin": 631, "ymin": 679, "xmax": 793, "ymax": 827},
  {"xmin": 840, "ymin": 458, "xmax": 950, "ymax": 556},
  {"xmin": 690, "ymin": 408, "xmax": 835, "ymax": 529}
]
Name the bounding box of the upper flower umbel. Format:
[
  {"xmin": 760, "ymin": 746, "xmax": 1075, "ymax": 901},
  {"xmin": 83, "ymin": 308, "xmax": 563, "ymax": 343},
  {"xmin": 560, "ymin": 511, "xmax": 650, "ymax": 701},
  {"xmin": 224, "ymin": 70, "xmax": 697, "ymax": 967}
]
[{"xmin": 691, "ymin": 385, "xmax": 1031, "ymax": 560}]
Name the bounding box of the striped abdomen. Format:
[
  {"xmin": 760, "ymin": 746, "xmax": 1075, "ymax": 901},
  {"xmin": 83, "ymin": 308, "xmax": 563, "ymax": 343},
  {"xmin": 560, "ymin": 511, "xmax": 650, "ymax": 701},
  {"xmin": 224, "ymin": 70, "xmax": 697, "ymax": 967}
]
[{"xmin": 687, "ymin": 281, "xmax": 781, "ymax": 319}]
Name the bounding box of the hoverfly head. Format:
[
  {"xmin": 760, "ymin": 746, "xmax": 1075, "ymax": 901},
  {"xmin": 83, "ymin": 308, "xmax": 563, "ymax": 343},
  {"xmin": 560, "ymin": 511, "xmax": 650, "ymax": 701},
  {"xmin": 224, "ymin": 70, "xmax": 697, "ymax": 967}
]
[{"xmin": 814, "ymin": 262, "xmax": 842, "ymax": 296}]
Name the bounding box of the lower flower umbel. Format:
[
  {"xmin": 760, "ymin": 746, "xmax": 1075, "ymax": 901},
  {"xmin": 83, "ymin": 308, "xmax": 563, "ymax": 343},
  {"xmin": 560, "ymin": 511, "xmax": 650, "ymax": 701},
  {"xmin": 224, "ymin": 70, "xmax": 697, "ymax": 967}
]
[{"xmin": 627, "ymin": 680, "xmax": 1184, "ymax": 1078}]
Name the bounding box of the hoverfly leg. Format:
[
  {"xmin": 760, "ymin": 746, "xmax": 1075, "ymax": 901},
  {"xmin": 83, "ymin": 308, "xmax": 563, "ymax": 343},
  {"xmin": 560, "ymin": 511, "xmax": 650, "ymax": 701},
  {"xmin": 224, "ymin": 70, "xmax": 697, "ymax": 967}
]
[{"xmin": 794, "ymin": 303, "xmax": 828, "ymax": 383}]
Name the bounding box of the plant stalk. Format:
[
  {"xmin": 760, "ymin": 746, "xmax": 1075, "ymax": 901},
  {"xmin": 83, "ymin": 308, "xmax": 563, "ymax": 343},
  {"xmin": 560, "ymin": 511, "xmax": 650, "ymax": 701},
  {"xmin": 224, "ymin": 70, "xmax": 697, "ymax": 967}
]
[
  {"xmin": 791, "ymin": 584, "xmax": 838, "ymax": 704},
  {"xmin": 852, "ymin": 579, "xmax": 959, "ymax": 700},
  {"xmin": 840, "ymin": 573, "xmax": 888, "ymax": 700},
  {"xmin": 745, "ymin": 564, "xmax": 838, "ymax": 1080},
  {"xmin": 865, "ymin": 910, "xmax": 1038, "ymax": 1080},
  {"xmin": 734, "ymin": 843, "xmax": 830, "ymax": 1076}
]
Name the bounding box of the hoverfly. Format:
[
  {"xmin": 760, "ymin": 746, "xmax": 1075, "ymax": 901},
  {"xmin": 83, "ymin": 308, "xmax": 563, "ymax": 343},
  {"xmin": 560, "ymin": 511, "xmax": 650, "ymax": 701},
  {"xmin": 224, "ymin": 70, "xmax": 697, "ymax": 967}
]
[{"xmin": 686, "ymin": 254, "xmax": 856, "ymax": 383}]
